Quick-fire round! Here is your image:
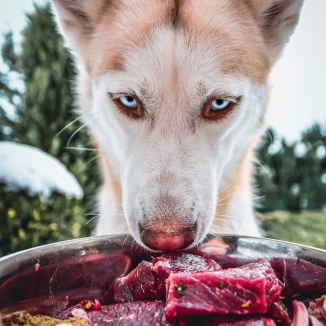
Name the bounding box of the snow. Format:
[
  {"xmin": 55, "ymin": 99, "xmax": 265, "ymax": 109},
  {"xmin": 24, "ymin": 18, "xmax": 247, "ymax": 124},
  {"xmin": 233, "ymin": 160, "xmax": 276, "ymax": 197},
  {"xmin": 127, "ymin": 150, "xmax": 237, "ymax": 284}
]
[{"xmin": 0, "ymin": 142, "xmax": 83, "ymax": 199}]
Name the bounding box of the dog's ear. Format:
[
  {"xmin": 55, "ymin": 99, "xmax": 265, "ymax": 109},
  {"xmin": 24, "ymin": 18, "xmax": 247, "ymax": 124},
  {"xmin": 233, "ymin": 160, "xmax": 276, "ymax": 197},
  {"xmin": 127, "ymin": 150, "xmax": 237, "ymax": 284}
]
[
  {"xmin": 255, "ymin": 0, "xmax": 304, "ymax": 61},
  {"xmin": 51, "ymin": 0, "xmax": 109, "ymax": 57}
]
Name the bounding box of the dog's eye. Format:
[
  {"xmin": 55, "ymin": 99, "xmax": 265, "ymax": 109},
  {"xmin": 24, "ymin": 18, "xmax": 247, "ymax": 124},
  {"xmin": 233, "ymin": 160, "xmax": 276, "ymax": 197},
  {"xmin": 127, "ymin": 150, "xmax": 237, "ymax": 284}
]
[
  {"xmin": 119, "ymin": 96, "xmax": 138, "ymax": 110},
  {"xmin": 210, "ymin": 99, "xmax": 230, "ymax": 111},
  {"xmin": 202, "ymin": 97, "xmax": 238, "ymax": 121},
  {"xmin": 111, "ymin": 94, "xmax": 143, "ymax": 119}
]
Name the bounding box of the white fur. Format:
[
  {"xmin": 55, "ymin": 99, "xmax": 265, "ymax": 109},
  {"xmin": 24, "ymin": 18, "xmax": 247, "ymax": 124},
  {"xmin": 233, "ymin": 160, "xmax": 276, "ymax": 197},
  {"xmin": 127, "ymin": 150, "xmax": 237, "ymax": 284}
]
[{"xmin": 84, "ymin": 27, "xmax": 265, "ymax": 248}]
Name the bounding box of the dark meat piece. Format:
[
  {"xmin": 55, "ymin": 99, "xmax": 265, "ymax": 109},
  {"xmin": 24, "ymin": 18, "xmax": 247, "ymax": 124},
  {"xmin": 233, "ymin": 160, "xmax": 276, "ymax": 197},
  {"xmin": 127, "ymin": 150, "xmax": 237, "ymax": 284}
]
[
  {"xmin": 113, "ymin": 261, "xmax": 158, "ymax": 302},
  {"xmin": 58, "ymin": 300, "xmax": 167, "ymax": 326},
  {"xmin": 271, "ymin": 258, "xmax": 326, "ymax": 296},
  {"xmin": 113, "ymin": 253, "xmax": 221, "ymax": 302},
  {"xmin": 268, "ymin": 301, "xmax": 292, "ymax": 326},
  {"xmin": 55, "ymin": 299, "xmax": 101, "ymax": 320},
  {"xmin": 165, "ymin": 259, "xmax": 284, "ymax": 319},
  {"xmin": 88, "ymin": 301, "xmax": 167, "ymax": 326}
]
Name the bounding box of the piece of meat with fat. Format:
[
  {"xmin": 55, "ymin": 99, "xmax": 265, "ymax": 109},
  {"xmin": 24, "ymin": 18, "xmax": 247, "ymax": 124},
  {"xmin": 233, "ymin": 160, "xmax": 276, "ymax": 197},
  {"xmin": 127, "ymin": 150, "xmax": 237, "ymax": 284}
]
[
  {"xmin": 165, "ymin": 258, "xmax": 284, "ymax": 319},
  {"xmin": 308, "ymin": 295, "xmax": 326, "ymax": 325},
  {"xmin": 113, "ymin": 253, "xmax": 221, "ymax": 302},
  {"xmin": 291, "ymin": 300, "xmax": 325, "ymax": 326}
]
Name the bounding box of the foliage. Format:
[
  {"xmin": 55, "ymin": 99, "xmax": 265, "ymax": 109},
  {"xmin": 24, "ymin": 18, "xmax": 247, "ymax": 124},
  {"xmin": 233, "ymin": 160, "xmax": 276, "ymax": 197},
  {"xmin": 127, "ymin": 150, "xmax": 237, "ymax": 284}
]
[
  {"xmin": 255, "ymin": 125, "xmax": 326, "ymax": 212},
  {"xmin": 259, "ymin": 210, "xmax": 326, "ymax": 249},
  {"xmin": 0, "ymin": 3, "xmax": 101, "ymax": 247},
  {"xmin": 0, "ymin": 183, "xmax": 89, "ymax": 257}
]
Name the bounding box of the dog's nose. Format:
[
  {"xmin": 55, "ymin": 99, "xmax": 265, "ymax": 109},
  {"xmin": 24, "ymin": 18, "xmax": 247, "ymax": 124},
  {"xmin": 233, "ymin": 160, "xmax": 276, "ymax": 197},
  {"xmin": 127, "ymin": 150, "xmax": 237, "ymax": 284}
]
[{"xmin": 139, "ymin": 221, "xmax": 197, "ymax": 251}]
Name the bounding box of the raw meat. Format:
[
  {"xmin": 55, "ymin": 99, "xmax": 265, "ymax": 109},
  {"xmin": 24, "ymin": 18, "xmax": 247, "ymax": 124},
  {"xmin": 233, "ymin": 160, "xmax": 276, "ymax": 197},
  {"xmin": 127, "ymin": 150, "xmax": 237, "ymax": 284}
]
[
  {"xmin": 113, "ymin": 261, "xmax": 159, "ymax": 302},
  {"xmin": 178, "ymin": 316, "xmax": 276, "ymax": 326},
  {"xmin": 268, "ymin": 301, "xmax": 292, "ymax": 326},
  {"xmin": 113, "ymin": 253, "xmax": 221, "ymax": 302},
  {"xmin": 271, "ymin": 258, "xmax": 326, "ymax": 295},
  {"xmin": 88, "ymin": 301, "xmax": 167, "ymax": 326},
  {"xmin": 59, "ymin": 300, "xmax": 167, "ymax": 326},
  {"xmin": 165, "ymin": 259, "xmax": 284, "ymax": 318},
  {"xmin": 308, "ymin": 295, "xmax": 326, "ymax": 324}
]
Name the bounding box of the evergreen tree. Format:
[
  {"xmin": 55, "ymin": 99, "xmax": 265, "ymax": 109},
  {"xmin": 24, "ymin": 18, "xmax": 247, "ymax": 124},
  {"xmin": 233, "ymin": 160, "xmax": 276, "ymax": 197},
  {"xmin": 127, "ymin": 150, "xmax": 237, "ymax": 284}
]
[
  {"xmin": 256, "ymin": 125, "xmax": 326, "ymax": 212},
  {"xmin": 0, "ymin": 3, "xmax": 100, "ymax": 232}
]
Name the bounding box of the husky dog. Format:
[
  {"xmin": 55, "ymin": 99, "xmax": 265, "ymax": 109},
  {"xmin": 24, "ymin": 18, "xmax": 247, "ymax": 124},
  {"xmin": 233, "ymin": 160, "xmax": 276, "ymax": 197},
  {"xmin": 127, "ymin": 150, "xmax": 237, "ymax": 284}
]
[{"xmin": 52, "ymin": 0, "xmax": 304, "ymax": 250}]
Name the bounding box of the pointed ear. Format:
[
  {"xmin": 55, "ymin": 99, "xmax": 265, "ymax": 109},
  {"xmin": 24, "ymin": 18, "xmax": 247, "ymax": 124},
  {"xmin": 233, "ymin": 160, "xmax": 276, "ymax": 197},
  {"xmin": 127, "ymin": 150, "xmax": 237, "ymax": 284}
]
[
  {"xmin": 51, "ymin": 0, "xmax": 109, "ymax": 57},
  {"xmin": 256, "ymin": 0, "xmax": 304, "ymax": 61}
]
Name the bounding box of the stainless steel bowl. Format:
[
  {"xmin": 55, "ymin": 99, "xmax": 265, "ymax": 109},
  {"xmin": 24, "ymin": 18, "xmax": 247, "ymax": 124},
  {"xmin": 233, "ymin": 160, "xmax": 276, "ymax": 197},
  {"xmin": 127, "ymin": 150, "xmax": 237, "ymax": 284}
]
[{"xmin": 1, "ymin": 234, "xmax": 326, "ymax": 318}]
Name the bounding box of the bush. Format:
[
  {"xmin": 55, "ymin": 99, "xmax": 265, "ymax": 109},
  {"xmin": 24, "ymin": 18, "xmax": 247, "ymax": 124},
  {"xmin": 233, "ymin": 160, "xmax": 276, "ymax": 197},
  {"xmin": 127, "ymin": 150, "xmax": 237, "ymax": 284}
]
[
  {"xmin": 259, "ymin": 210, "xmax": 326, "ymax": 249},
  {"xmin": 0, "ymin": 183, "xmax": 92, "ymax": 257}
]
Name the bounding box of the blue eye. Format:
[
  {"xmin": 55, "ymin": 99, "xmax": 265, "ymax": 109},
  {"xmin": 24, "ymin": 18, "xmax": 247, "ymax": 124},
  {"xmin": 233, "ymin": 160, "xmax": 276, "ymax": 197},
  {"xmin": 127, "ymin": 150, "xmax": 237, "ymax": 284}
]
[
  {"xmin": 119, "ymin": 96, "xmax": 138, "ymax": 109},
  {"xmin": 210, "ymin": 99, "xmax": 231, "ymax": 111}
]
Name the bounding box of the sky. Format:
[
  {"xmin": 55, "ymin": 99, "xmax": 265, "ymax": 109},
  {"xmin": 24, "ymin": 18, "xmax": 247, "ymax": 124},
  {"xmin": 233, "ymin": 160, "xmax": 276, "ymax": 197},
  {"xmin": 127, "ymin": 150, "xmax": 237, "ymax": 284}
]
[{"xmin": 0, "ymin": 0, "xmax": 325, "ymax": 143}]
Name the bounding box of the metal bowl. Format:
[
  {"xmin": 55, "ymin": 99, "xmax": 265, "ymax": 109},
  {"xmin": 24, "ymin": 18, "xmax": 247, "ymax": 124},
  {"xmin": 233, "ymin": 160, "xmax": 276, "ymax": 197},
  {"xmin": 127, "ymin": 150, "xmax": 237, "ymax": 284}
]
[{"xmin": 1, "ymin": 234, "xmax": 326, "ymax": 318}]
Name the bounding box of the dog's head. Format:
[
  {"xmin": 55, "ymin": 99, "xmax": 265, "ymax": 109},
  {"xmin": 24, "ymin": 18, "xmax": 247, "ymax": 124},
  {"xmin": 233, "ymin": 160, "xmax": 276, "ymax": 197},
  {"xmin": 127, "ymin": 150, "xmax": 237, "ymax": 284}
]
[{"xmin": 52, "ymin": 0, "xmax": 303, "ymax": 250}]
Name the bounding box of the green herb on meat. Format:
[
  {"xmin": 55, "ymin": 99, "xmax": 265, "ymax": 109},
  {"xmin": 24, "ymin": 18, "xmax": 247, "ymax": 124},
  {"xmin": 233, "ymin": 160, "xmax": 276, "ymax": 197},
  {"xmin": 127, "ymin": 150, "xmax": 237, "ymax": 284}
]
[{"xmin": 174, "ymin": 281, "xmax": 186, "ymax": 296}]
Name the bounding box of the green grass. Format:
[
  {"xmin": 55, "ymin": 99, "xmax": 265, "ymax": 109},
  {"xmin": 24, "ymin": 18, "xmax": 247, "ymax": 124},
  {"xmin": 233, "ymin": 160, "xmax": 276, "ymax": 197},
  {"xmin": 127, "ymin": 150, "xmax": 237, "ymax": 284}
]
[{"xmin": 259, "ymin": 211, "xmax": 326, "ymax": 250}]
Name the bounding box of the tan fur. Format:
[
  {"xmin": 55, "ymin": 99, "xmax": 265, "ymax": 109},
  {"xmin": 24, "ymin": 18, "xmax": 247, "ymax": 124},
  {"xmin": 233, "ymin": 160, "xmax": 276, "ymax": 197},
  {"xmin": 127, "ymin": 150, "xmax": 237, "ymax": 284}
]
[
  {"xmin": 82, "ymin": 0, "xmax": 272, "ymax": 83},
  {"xmin": 212, "ymin": 138, "xmax": 259, "ymax": 232}
]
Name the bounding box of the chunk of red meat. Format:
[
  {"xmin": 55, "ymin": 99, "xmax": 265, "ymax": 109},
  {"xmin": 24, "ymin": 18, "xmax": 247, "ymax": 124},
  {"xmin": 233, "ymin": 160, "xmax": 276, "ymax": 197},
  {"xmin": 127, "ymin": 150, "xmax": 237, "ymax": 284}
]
[
  {"xmin": 88, "ymin": 301, "xmax": 167, "ymax": 326},
  {"xmin": 152, "ymin": 253, "xmax": 221, "ymax": 276},
  {"xmin": 271, "ymin": 258, "xmax": 326, "ymax": 296},
  {"xmin": 178, "ymin": 316, "xmax": 276, "ymax": 326},
  {"xmin": 113, "ymin": 253, "xmax": 221, "ymax": 302},
  {"xmin": 113, "ymin": 261, "xmax": 158, "ymax": 302},
  {"xmin": 268, "ymin": 301, "xmax": 292, "ymax": 326},
  {"xmin": 153, "ymin": 253, "xmax": 221, "ymax": 294},
  {"xmin": 165, "ymin": 259, "xmax": 284, "ymax": 319}
]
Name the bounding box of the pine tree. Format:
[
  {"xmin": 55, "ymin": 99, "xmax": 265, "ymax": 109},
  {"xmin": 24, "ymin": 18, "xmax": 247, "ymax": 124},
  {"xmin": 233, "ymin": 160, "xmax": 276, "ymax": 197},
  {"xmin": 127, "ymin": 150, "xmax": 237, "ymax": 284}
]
[{"xmin": 0, "ymin": 3, "xmax": 100, "ymax": 232}]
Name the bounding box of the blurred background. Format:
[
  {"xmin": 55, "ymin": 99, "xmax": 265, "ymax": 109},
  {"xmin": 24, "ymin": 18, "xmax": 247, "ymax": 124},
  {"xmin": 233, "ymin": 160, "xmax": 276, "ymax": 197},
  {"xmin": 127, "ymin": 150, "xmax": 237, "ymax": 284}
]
[{"xmin": 0, "ymin": 1, "xmax": 325, "ymax": 257}]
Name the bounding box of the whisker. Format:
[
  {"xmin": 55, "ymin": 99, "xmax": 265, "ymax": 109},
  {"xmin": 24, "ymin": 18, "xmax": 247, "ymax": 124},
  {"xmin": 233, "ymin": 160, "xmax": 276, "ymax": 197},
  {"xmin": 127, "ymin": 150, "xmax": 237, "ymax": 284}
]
[
  {"xmin": 66, "ymin": 114, "xmax": 99, "ymax": 147},
  {"xmin": 56, "ymin": 116, "xmax": 83, "ymax": 137},
  {"xmin": 254, "ymin": 159, "xmax": 270, "ymax": 174},
  {"xmin": 215, "ymin": 214, "xmax": 241, "ymax": 221},
  {"xmin": 66, "ymin": 123, "xmax": 88, "ymax": 147},
  {"xmin": 122, "ymin": 233, "xmax": 132, "ymax": 248},
  {"xmin": 216, "ymin": 191, "xmax": 238, "ymax": 204},
  {"xmin": 87, "ymin": 155, "xmax": 100, "ymax": 165},
  {"xmin": 64, "ymin": 146, "xmax": 98, "ymax": 152},
  {"xmin": 85, "ymin": 215, "xmax": 98, "ymax": 226},
  {"xmin": 218, "ymin": 176, "xmax": 240, "ymax": 195}
]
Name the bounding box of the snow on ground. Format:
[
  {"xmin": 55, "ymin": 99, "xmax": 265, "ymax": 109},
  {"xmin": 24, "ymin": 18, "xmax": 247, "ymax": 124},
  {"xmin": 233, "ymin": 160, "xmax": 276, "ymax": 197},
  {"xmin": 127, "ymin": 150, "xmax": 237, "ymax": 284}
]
[{"xmin": 0, "ymin": 141, "xmax": 83, "ymax": 199}]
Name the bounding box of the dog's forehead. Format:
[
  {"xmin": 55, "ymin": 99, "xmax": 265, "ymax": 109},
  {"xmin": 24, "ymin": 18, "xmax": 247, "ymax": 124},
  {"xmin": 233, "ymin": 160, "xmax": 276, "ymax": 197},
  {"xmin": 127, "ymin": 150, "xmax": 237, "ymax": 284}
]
[{"xmin": 90, "ymin": 0, "xmax": 270, "ymax": 84}]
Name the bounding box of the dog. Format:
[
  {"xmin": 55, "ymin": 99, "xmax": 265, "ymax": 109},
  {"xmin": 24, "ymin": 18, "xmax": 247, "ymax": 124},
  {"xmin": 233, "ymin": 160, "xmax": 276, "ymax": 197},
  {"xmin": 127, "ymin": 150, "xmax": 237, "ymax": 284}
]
[{"xmin": 52, "ymin": 0, "xmax": 304, "ymax": 251}]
